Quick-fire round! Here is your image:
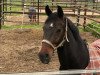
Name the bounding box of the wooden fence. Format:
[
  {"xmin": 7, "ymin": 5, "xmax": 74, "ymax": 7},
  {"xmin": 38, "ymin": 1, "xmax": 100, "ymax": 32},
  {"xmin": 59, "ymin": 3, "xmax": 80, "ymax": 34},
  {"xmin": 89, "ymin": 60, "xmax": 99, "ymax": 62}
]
[
  {"xmin": 0, "ymin": 0, "xmax": 2, "ymax": 29},
  {"xmin": 75, "ymin": 5, "xmax": 100, "ymax": 36},
  {"xmin": 0, "ymin": 0, "xmax": 100, "ymax": 74},
  {"xmin": 0, "ymin": 0, "xmax": 100, "ymax": 28}
]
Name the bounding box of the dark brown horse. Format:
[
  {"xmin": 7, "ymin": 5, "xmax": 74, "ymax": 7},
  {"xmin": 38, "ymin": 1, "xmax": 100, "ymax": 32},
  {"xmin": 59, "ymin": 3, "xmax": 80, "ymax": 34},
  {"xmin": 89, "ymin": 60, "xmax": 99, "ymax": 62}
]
[{"xmin": 38, "ymin": 5, "xmax": 90, "ymax": 73}]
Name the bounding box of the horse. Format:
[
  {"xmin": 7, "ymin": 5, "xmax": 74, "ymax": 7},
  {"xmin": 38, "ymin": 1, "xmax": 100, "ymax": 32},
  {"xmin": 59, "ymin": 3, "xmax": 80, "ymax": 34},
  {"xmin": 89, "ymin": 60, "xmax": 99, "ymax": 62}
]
[{"xmin": 38, "ymin": 5, "xmax": 90, "ymax": 75}]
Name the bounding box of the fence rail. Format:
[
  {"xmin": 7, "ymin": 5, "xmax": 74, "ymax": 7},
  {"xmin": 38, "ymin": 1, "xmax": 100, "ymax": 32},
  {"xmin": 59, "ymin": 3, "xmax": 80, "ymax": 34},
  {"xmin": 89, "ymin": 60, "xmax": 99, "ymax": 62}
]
[
  {"xmin": 0, "ymin": 0, "xmax": 100, "ymax": 73},
  {"xmin": 0, "ymin": 0, "xmax": 100, "ymax": 28},
  {"xmin": 0, "ymin": 69, "xmax": 100, "ymax": 75}
]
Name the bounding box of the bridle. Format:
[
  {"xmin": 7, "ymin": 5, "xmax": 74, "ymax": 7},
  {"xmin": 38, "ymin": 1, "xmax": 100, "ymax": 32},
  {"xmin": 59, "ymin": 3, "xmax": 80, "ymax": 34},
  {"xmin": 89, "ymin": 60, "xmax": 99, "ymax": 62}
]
[{"xmin": 42, "ymin": 19, "xmax": 69, "ymax": 51}]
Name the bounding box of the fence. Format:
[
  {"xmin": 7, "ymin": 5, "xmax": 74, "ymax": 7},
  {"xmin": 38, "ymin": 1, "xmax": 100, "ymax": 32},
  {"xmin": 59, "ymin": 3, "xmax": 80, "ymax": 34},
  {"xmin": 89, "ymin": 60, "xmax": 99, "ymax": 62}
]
[
  {"xmin": 0, "ymin": 0, "xmax": 100, "ymax": 29},
  {"xmin": 0, "ymin": 0, "xmax": 100, "ymax": 74},
  {"xmin": 0, "ymin": 0, "xmax": 40, "ymax": 26},
  {"xmin": 0, "ymin": 1, "xmax": 1, "ymax": 29},
  {"xmin": 75, "ymin": 4, "xmax": 100, "ymax": 37},
  {"xmin": 0, "ymin": 69, "xmax": 100, "ymax": 75}
]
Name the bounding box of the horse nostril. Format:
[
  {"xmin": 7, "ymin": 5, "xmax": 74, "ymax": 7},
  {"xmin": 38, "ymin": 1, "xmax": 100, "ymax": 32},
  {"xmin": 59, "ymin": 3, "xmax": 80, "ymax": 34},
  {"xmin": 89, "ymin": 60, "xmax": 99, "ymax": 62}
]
[
  {"xmin": 45, "ymin": 54, "xmax": 49, "ymax": 59},
  {"xmin": 56, "ymin": 29, "xmax": 61, "ymax": 33},
  {"xmin": 38, "ymin": 53, "xmax": 50, "ymax": 64}
]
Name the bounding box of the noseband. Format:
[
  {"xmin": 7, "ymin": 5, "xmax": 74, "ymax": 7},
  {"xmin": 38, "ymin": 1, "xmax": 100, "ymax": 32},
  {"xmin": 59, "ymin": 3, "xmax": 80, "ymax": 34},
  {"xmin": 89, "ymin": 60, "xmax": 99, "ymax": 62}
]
[{"xmin": 42, "ymin": 19, "xmax": 69, "ymax": 51}]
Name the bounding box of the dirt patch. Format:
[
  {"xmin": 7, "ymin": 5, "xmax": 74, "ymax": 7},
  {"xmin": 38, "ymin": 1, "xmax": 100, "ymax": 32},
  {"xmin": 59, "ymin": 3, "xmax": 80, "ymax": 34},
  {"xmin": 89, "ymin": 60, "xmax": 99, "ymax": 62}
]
[
  {"xmin": 0, "ymin": 29, "xmax": 97, "ymax": 73},
  {"xmin": 4, "ymin": 15, "xmax": 31, "ymax": 25},
  {"xmin": 80, "ymin": 32, "xmax": 98, "ymax": 44},
  {"xmin": 0, "ymin": 29, "xmax": 59, "ymax": 73},
  {"xmin": 5, "ymin": 14, "xmax": 97, "ymax": 26}
]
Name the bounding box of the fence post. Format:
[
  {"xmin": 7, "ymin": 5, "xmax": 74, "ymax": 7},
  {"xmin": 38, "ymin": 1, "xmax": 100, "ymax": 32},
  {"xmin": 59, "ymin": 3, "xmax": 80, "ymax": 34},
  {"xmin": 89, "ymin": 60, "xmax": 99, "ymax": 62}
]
[
  {"xmin": 10, "ymin": 0, "xmax": 12, "ymax": 15},
  {"xmin": 5, "ymin": 0, "xmax": 7, "ymax": 12},
  {"xmin": 22, "ymin": 0, "xmax": 25, "ymax": 10},
  {"xmin": 73, "ymin": 0, "xmax": 77, "ymax": 14},
  {"xmin": 2, "ymin": 0, "xmax": 4, "ymax": 25},
  {"xmin": 37, "ymin": 0, "xmax": 39, "ymax": 25},
  {"xmin": 83, "ymin": 5, "xmax": 87, "ymax": 29},
  {"xmin": 0, "ymin": 0, "xmax": 2, "ymax": 29},
  {"xmin": 52, "ymin": 0, "xmax": 54, "ymax": 11},
  {"xmin": 76, "ymin": 6, "xmax": 81, "ymax": 26}
]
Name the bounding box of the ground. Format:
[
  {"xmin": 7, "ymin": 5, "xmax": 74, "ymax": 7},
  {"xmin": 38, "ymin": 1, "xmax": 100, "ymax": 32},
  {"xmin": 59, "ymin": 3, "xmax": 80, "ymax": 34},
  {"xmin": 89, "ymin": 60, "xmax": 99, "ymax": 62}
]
[
  {"xmin": 0, "ymin": 28, "xmax": 97, "ymax": 73},
  {"xmin": 0, "ymin": 29, "xmax": 59, "ymax": 73}
]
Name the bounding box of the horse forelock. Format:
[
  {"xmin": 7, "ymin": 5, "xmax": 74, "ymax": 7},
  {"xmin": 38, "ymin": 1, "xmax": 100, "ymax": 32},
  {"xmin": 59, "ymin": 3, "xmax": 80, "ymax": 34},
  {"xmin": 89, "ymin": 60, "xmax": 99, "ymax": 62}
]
[{"xmin": 46, "ymin": 12, "xmax": 65, "ymax": 22}]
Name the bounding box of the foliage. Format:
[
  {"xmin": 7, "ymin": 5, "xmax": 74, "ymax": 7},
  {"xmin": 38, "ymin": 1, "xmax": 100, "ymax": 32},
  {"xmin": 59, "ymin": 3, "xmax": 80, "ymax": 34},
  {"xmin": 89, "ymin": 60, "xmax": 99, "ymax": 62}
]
[
  {"xmin": 85, "ymin": 22, "xmax": 100, "ymax": 38},
  {"xmin": 2, "ymin": 24, "xmax": 43, "ymax": 30}
]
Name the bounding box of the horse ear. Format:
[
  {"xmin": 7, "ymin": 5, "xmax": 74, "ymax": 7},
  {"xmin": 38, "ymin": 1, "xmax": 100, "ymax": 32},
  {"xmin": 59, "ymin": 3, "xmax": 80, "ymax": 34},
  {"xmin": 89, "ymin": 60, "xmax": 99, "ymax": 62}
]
[
  {"xmin": 57, "ymin": 6, "xmax": 64, "ymax": 18},
  {"xmin": 45, "ymin": 5, "xmax": 52, "ymax": 16}
]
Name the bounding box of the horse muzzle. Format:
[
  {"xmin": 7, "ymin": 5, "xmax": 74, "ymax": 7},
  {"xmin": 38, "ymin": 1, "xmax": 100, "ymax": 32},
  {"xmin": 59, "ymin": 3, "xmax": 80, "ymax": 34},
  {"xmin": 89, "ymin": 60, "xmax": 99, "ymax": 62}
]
[
  {"xmin": 38, "ymin": 42, "xmax": 53, "ymax": 64},
  {"xmin": 38, "ymin": 53, "xmax": 50, "ymax": 64}
]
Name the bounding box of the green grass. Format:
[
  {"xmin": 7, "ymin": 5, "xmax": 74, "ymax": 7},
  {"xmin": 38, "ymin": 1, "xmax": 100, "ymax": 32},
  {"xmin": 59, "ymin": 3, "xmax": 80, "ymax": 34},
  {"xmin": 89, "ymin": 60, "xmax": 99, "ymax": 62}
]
[
  {"xmin": 7, "ymin": 6, "xmax": 22, "ymax": 11},
  {"xmin": 78, "ymin": 26, "xmax": 85, "ymax": 33},
  {"xmin": 85, "ymin": 22, "xmax": 100, "ymax": 38},
  {"xmin": 87, "ymin": 22, "xmax": 100, "ymax": 32},
  {"xmin": 2, "ymin": 24, "xmax": 43, "ymax": 30}
]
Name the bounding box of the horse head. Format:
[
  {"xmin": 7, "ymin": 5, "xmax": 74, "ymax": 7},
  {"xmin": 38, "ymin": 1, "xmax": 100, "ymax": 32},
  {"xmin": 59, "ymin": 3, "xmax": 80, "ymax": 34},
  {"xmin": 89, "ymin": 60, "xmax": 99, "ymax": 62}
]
[{"xmin": 38, "ymin": 5, "xmax": 66, "ymax": 64}]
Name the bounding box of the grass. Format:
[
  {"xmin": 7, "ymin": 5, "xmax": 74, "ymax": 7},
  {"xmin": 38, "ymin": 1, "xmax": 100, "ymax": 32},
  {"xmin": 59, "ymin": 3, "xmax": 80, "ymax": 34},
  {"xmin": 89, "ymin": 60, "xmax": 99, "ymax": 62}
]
[
  {"xmin": 78, "ymin": 26, "xmax": 85, "ymax": 33},
  {"xmin": 2, "ymin": 24, "xmax": 43, "ymax": 30},
  {"xmin": 87, "ymin": 22, "xmax": 100, "ymax": 32},
  {"xmin": 6, "ymin": 6, "xmax": 22, "ymax": 12},
  {"xmin": 85, "ymin": 22, "xmax": 100, "ymax": 38}
]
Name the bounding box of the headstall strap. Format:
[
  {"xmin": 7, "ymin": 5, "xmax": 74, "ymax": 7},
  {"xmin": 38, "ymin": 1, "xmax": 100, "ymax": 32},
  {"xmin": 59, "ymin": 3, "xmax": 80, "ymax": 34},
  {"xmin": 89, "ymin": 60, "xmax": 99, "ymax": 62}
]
[
  {"xmin": 65, "ymin": 19, "xmax": 69, "ymax": 42},
  {"xmin": 41, "ymin": 18, "xmax": 69, "ymax": 51}
]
